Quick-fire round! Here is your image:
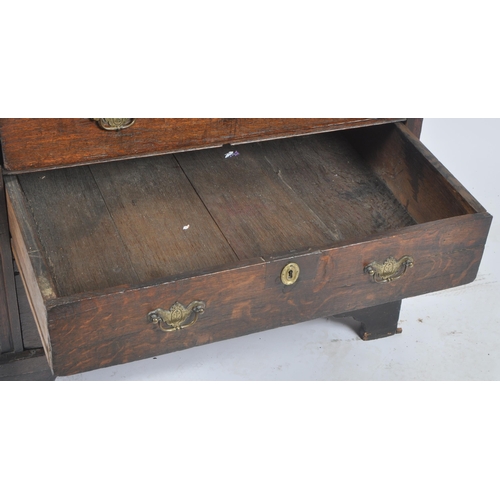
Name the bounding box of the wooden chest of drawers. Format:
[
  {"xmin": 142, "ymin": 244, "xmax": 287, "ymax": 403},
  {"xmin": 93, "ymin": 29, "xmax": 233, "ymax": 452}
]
[{"xmin": 0, "ymin": 119, "xmax": 492, "ymax": 377}]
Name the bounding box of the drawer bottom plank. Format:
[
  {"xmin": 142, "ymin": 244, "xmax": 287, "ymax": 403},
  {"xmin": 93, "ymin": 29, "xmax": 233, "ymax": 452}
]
[{"xmin": 176, "ymin": 131, "xmax": 416, "ymax": 259}]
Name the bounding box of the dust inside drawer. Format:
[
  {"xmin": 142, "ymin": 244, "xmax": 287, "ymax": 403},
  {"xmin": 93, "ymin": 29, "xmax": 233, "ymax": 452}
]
[{"xmin": 4, "ymin": 123, "xmax": 491, "ymax": 376}]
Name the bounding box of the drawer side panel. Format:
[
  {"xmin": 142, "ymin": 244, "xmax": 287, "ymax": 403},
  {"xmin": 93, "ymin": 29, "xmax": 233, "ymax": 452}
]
[
  {"xmin": 345, "ymin": 122, "xmax": 484, "ymax": 222},
  {"xmin": 5, "ymin": 178, "xmax": 55, "ymax": 371}
]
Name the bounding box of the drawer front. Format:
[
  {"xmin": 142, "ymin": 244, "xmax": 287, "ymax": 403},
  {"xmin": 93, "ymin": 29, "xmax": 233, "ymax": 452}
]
[
  {"xmin": 0, "ymin": 118, "xmax": 403, "ymax": 172},
  {"xmin": 43, "ymin": 213, "xmax": 490, "ymax": 376}
]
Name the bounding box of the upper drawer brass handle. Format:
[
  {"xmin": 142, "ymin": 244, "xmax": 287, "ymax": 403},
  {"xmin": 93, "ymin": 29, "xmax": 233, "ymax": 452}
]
[
  {"xmin": 364, "ymin": 255, "xmax": 414, "ymax": 283},
  {"xmin": 92, "ymin": 118, "xmax": 136, "ymax": 131},
  {"xmin": 147, "ymin": 300, "xmax": 206, "ymax": 332}
]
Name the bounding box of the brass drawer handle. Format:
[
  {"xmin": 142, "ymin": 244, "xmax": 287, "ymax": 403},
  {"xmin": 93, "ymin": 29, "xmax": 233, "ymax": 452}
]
[
  {"xmin": 364, "ymin": 256, "xmax": 414, "ymax": 283},
  {"xmin": 92, "ymin": 118, "xmax": 136, "ymax": 131},
  {"xmin": 147, "ymin": 301, "xmax": 206, "ymax": 332}
]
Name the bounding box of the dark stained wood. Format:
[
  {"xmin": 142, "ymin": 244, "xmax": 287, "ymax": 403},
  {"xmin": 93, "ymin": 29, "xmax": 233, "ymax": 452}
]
[
  {"xmin": 0, "ymin": 174, "xmax": 22, "ymax": 353},
  {"xmin": 2, "ymin": 119, "xmax": 492, "ymax": 377},
  {"xmin": 6, "ymin": 180, "xmax": 55, "ymax": 371},
  {"xmin": 333, "ymin": 300, "xmax": 402, "ymax": 341},
  {"xmin": 45, "ymin": 211, "xmax": 491, "ymax": 376},
  {"xmin": 176, "ymin": 132, "xmax": 415, "ymax": 259},
  {"xmin": 16, "ymin": 273, "xmax": 42, "ymax": 349},
  {"xmin": 89, "ymin": 156, "xmax": 238, "ymax": 284},
  {"xmin": 12, "ymin": 157, "xmax": 237, "ymax": 296},
  {"xmin": 405, "ymin": 119, "xmax": 424, "ymax": 138},
  {"xmin": 344, "ymin": 123, "xmax": 483, "ymax": 223},
  {"xmin": 0, "ymin": 118, "xmax": 404, "ymax": 172},
  {"xmin": 176, "ymin": 142, "xmax": 339, "ymax": 259},
  {"xmin": 0, "ymin": 348, "xmax": 55, "ymax": 381},
  {"xmin": 13, "ymin": 168, "xmax": 139, "ymax": 297}
]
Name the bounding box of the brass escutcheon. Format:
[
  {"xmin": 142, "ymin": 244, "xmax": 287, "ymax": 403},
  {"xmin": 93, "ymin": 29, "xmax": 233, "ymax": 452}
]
[
  {"xmin": 364, "ymin": 255, "xmax": 414, "ymax": 283},
  {"xmin": 281, "ymin": 262, "xmax": 300, "ymax": 285},
  {"xmin": 92, "ymin": 118, "xmax": 136, "ymax": 131},
  {"xmin": 147, "ymin": 300, "xmax": 206, "ymax": 332}
]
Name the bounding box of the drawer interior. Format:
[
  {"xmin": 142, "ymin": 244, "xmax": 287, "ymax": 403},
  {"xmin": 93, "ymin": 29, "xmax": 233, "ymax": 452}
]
[{"xmin": 6, "ymin": 123, "xmax": 481, "ymax": 300}]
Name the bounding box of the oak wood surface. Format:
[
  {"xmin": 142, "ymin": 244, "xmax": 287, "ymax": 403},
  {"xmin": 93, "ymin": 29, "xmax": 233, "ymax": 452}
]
[
  {"xmin": 176, "ymin": 139, "xmax": 341, "ymax": 259},
  {"xmin": 6, "ymin": 177, "xmax": 56, "ymax": 369},
  {"xmin": 8, "ymin": 129, "xmax": 418, "ymax": 298},
  {"xmin": 405, "ymin": 119, "xmax": 424, "ymax": 138},
  {"xmin": 3, "ymin": 121, "xmax": 492, "ymax": 376},
  {"xmin": 345, "ymin": 123, "xmax": 482, "ymax": 222},
  {"xmin": 16, "ymin": 272, "xmax": 41, "ymax": 349},
  {"xmin": 15, "ymin": 167, "xmax": 140, "ymax": 297},
  {"xmin": 44, "ymin": 211, "xmax": 490, "ymax": 376},
  {"xmin": 89, "ymin": 157, "xmax": 238, "ymax": 284},
  {"xmin": 0, "ymin": 118, "xmax": 404, "ymax": 172},
  {"xmin": 178, "ymin": 131, "xmax": 416, "ymax": 258},
  {"xmin": 14, "ymin": 157, "xmax": 238, "ymax": 296},
  {"xmin": 0, "ymin": 174, "xmax": 22, "ymax": 353}
]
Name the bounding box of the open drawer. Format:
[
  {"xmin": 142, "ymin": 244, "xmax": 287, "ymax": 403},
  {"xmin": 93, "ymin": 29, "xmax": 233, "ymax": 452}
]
[{"xmin": 4, "ymin": 122, "xmax": 492, "ymax": 376}]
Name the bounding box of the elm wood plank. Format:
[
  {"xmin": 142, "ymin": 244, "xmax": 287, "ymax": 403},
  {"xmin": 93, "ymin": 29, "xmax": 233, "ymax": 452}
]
[
  {"xmin": 44, "ymin": 212, "xmax": 491, "ymax": 376},
  {"xmin": 239, "ymin": 132, "xmax": 415, "ymax": 242},
  {"xmin": 0, "ymin": 174, "xmax": 23, "ymax": 353},
  {"xmin": 89, "ymin": 156, "xmax": 238, "ymax": 284},
  {"xmin": 14, "ymin": 168, "xmax": 141, "ymax": 297},
  {"xmin": 333, "ymin": 300, "xmax": 402, "ymax": 341},
  {"xmin": 344, "ymin": 122, "xmax": 483, "ymax": 223},
  {"xmin": 14, "ymin": 158, "xmax": 238, "ymax": 295},
  {"xmin": 0, "ymin": 348, "xmax": 55, "ymax": 381},
  {"xmin": 175, "ymin": 142, "xmax": 341, "ymax": 259},
  {"xmin": 0, "ymin": 118, "xmax": 405, "ymax": 172}
]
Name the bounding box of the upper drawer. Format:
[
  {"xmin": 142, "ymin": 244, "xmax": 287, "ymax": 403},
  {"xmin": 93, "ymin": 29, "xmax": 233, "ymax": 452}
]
[{"xmin": 0, "ymin": 118, "xmax": 403, "ymax": 172}]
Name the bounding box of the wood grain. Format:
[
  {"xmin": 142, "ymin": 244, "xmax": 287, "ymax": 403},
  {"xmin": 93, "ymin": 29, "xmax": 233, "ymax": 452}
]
[
  {"xmin": 0, "ymin": 118, "xmax": 404, "ymax": 172},
  {"xmin": 0, "ymin": 174, "xmax": 23, "ymax": 353},
  {"xmin": 13, "ymin": 157, "xmax": 238, "ymax": 297},
  {"xmin": 176, "ymin": 141, "xmax": 339, "ymax": 259},
  {"xmin": 344, "ymin": 123, "xmax": 482, "ymax": 223},
  {"xmin": 89, "ymin": 156, "xmax": 238, "ymax": 284},
  {"xmin": 176, "ymin": 131, "xmax": 415, "ymax": 259},
  {"xmin": 45, "ymin": 212, "xmax": 491, "ymax": 376},
  {"xmin": 6, "ymin": 177, "xmax": 56, "ymax": 369},
  {"xmin": 4, "ymin": 120, "xmax": 492, "ymax": 376},
  {"xmin": 405, "ymin": 119, "xmax": 424, "ymax": 138},
  {"xmin": 16, "ymin": 273, "xmax": 41, "ymax": 349},
  {"xmin": 15, "ymin": 168, "xmax": 139, "ymax": 296}
]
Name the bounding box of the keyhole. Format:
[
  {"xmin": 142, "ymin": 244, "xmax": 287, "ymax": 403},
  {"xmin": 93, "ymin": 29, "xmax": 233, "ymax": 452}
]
[{"xmin": 281, "ymin": 262, "xmax": 300, "ymax": 285}]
